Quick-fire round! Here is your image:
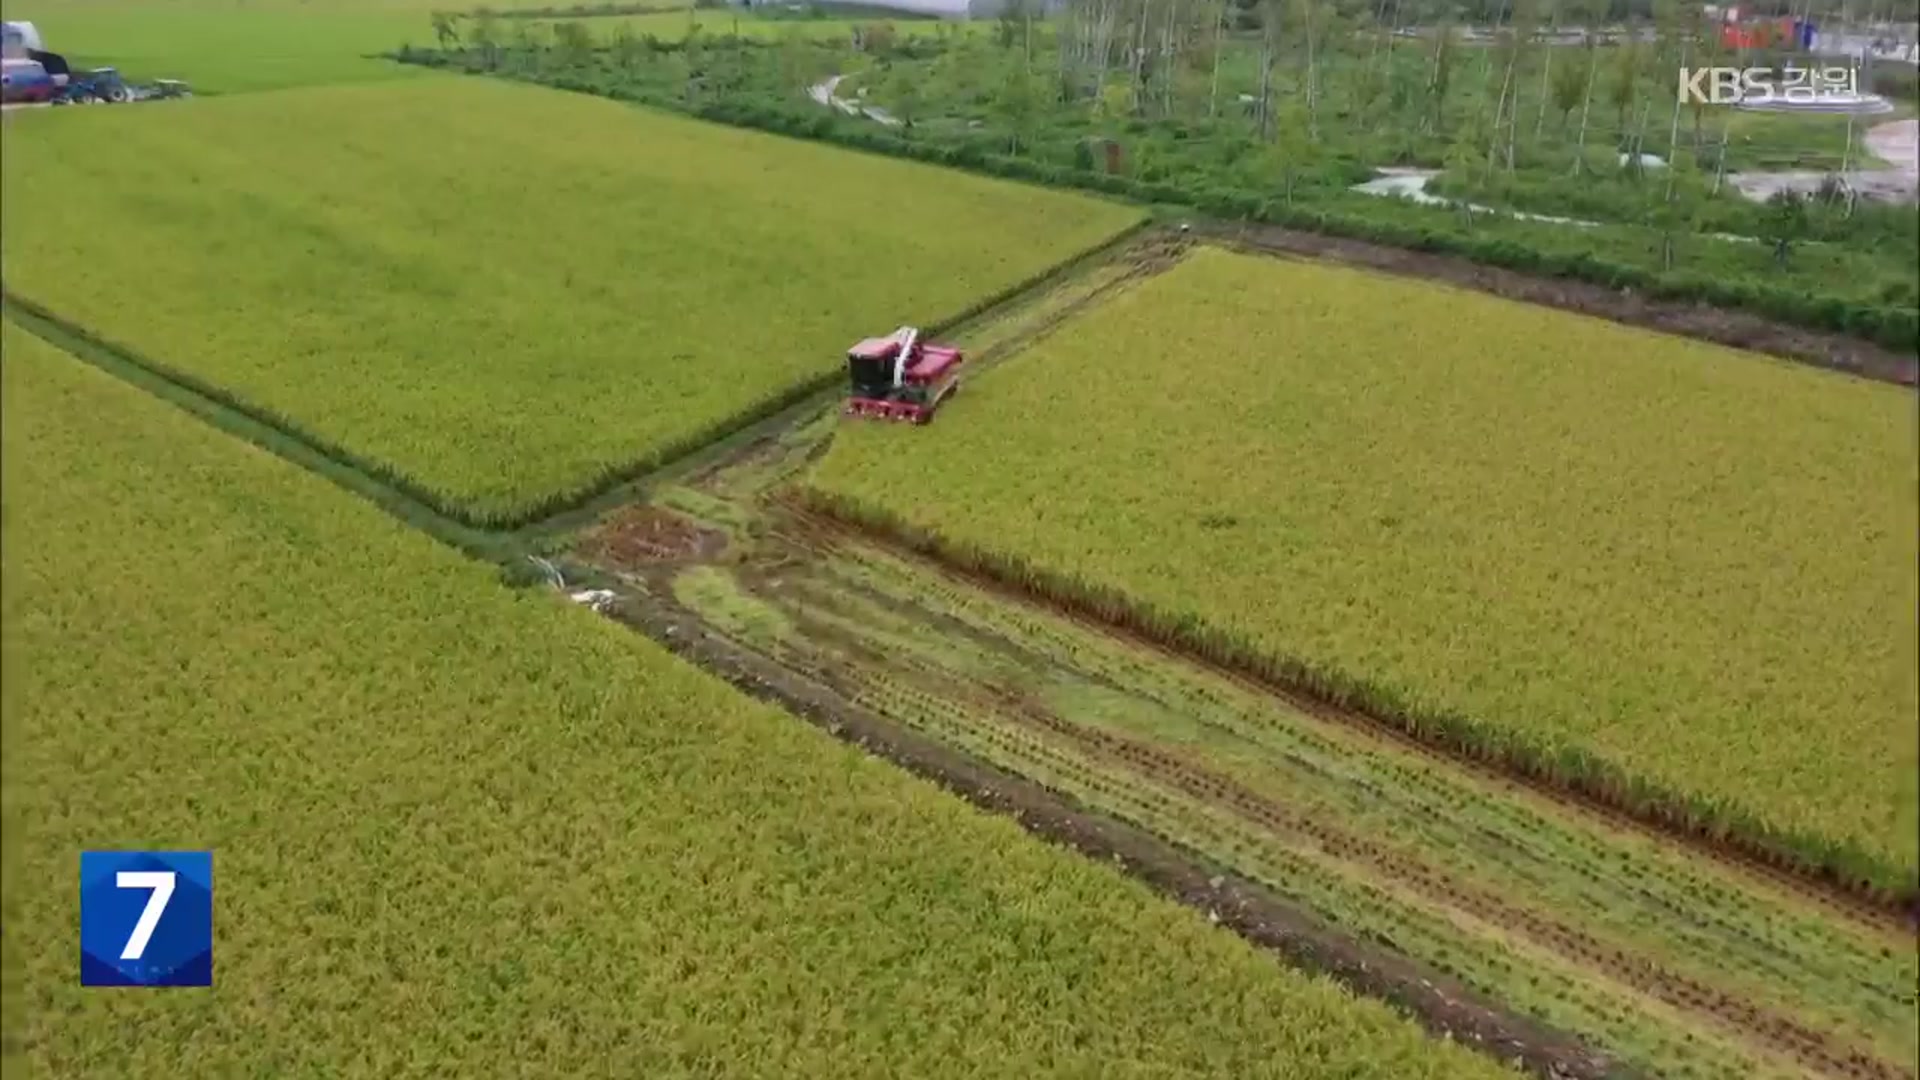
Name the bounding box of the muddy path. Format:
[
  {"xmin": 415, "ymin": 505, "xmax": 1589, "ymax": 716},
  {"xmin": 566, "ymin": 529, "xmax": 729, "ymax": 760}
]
[
  {"xmin": 555, "ymin": 244, "xmax": 1917, "ymax": 1080},
  {"xmin": 1730, "ymin": 119, "xmax": 1920, "ymax": 206}
]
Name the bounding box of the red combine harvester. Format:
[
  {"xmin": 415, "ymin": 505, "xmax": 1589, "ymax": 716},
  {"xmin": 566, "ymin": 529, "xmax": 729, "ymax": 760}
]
[{"xmin": 843, "ymin": 326, "xmax": 963, "ymax": 424}]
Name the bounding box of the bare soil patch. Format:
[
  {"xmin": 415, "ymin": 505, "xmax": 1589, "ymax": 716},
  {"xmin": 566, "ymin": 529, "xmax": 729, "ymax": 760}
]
[{"xmin": 580, "ymin": 505, "xmax": 725, "ymax": 567}]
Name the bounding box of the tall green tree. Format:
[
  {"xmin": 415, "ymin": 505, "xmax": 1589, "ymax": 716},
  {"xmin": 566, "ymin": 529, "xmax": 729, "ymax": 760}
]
[
  {"xmin": 997, "ymin": 0, "xmax": 1029, "ymax": 48},
  {"xmin": 883, "ymin": 62, "xmax": 924, "ymax": 131},
  {"xmin": 994, "ymin": 66, "xmax": 1042, "ymax": 154},
  {"xmin": 1489, "ymin": 0, "xmax": 1539, "ymax": 170},
  {"xmin": 612, "ymin": 20, "xmax": 639, "ymax": 69},
  {"xmin": 430, "ymin": 12, "xmax": 461, "ymax": 50},
  {"xmin": 470, "ymin": 10, "xmax": 501, "ymax": 69},
  {"xmin": 1423, "ymin": 19, "xmax": 1457, "ymax": 136},
  {"xmin": 1607, "ymin": 37, "xmax": 1639, "ymax": 132},
  {"xmin": 1272, "ymin": 101, "xmax": 1314, "ymax": 203},
  {"xmin": 553, "ymin": 21, "xmax": 592, "ymax": 67},
  {"xmin": 1764, "ymin": 189, "xmax": 1808, "ymax": 264},
  {"xmin": 1533, "ymin": 0, "xmax": 1560, "ymax": 139},
  {"xmin": 1549, "ymin": 31, "xmax": 1589, "ymax": 131},
  {"xmin": 1254, "ymin": 0, "xmax": 1284, "ymax": 140}
]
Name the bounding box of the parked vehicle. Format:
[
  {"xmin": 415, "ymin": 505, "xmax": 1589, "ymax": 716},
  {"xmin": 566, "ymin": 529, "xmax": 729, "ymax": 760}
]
[{"xmin": 1, "ymin": 56, "xmax": 55, "ymax": 104}]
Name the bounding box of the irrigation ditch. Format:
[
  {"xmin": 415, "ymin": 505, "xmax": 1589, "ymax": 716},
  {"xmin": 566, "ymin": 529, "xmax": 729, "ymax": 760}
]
[{"xmin": 3, "ymin": 226, "xmax": 1915, "ymax": 1080}]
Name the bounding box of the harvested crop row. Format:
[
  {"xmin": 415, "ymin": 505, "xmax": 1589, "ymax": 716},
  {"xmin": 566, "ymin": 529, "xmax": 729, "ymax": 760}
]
[
  {"xmin": 0, "ymin": 76, "xmax": 1141, "ymax": 525},
  {"xmin": 0, "ymin": 320, "xmax": 1506, "ymax": 1078},
  {"xmin": 802, "ymin": 245, "xmax": 1920, "ymax": 897}
]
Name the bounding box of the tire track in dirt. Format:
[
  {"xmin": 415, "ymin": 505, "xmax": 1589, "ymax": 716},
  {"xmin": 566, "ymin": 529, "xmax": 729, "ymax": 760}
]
[
  {"xmin": 775, "ymin": 501, "xmax": 1915, "ymax": 936},
  {"xmin": 775, "ymin": 584, "xmax": 1906, "ymax": 1080},
  {"xmin": 603, "ymin": 581, "xmax": 1624, "ymax": 1080},
  {"xmin": 711, "ymin": 535, "xmax": 1907, "ymax": 1078},
  {"xmin": 961, "ymin": 685, "xmax": 1905, "ymax": 1080},
  {"xmin": 743, "ymin": 579, "xmax": 1900, "ymax": 1078},
  {"xmin": 772, "ymin": 549, "xmax": 1905, "ymax": 1000}
]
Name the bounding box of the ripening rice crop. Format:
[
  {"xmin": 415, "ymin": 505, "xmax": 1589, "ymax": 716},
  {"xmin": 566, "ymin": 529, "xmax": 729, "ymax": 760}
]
[
  {"xmin": 804, "ymin": 245, "xmax": 1920, "ymax": 897},
  {"xmin": 8, "ymin": 0, "xmax": 694, "ymax": 94},
  {"xmin": 0, "ymin": 320, "xmax": 1510, "ymax": 1079},
  {"xmin": 0, "ymin": 76, "xmax": 1140, "ymax": 526}
]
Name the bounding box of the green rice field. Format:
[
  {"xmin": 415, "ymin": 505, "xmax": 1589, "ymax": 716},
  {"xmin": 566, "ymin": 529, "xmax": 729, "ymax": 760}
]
[
  {"xmin": 1, "ymin": 76, "xmax": 1141, "ymax": 525},
  {"xmin": 805, "ymin": 245, "xmax": 1920, "ymax": 895}
]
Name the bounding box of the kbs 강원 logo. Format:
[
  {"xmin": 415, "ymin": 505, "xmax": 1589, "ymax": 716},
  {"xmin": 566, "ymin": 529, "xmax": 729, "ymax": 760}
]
[
  {"xmin": 1677, "ymin": 64, "xmax": 1860, "ymax": 105},
  {"xmin": 79, "ymin": 851, "xmax": 213, "ymax": 987}
]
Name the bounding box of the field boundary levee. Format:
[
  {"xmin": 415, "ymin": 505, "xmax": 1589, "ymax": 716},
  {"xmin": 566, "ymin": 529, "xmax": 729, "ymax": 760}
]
[
  {"xmin": 786, "ymin": 487, "xmax": 1920, "ymax": 922},
  {"xmin": 0, "ymin": 297, "xmax": 514, "ymax": 561},
  {"xmin": 0, "ymin": 218, "xmax": 1145, "ymax": 540}
]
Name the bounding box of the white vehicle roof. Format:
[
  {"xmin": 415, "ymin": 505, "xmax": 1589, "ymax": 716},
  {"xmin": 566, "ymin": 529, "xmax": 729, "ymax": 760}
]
[{"xmin": 2, "ymin": 21, "xmax": 43, "ymax": 57}]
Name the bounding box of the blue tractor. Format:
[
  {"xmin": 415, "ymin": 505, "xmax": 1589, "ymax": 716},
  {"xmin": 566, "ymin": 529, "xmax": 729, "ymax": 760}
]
[
  {"xmin": 4, "ymin": 22, "xmax": 189, "ymax": 106},
  {"xmin": 56, "ymin": 65, "xmax": 134, "ymax": 104}
]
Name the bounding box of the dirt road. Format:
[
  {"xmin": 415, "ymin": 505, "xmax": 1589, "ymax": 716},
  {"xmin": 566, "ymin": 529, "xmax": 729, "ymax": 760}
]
[{"xmin": 1730, "ymin": 118, "xmax": 1919, "ymax": 202}]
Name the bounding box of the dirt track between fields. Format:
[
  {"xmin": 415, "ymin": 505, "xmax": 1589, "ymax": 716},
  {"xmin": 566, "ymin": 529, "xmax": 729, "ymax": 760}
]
[
  {"xmin": 1730, "ymin": 119, "xmax": 1920, "ymax": 204},
  {"xmin": 604, "ymin": 572, "xmax": 1625, "ymax": 1080},
  {"xmin": 584, "ymin": 476, "xmax": 1915, "ymax": 1080},
  {"xmin": 785, "ymin": 495, "xmax": 1916, "ymax": 931}
]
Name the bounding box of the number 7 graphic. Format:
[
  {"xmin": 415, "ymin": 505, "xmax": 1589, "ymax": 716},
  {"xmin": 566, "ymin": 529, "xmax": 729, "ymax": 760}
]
[
  {"xmin": 80, "ymin": 851, "xmax": 213, "ymax": 987},
  {"xmin": 116, "ymin": 871, "xmax": 176, "ymax": 961}
]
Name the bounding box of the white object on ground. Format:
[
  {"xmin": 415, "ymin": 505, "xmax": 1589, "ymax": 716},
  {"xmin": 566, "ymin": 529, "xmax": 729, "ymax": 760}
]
[
  {"xmin": 569, "ymin": 589, "xmax": 618, "ymax": 612},
  {"xmin": 808, "ymin": 75, "xmax": 902, "ymax": 127}
]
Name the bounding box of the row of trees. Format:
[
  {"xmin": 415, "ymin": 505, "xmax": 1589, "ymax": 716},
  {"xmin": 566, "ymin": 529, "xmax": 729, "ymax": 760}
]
[{"xmin": 421, "ymin": 0, "xmax": 1911, "ymax": 247}]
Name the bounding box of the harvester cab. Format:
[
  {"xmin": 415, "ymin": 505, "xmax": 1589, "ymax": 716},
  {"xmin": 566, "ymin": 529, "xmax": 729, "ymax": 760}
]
[{"xmin": 843, "ymin": 325, "xmax": 963, "ymax": 425}]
